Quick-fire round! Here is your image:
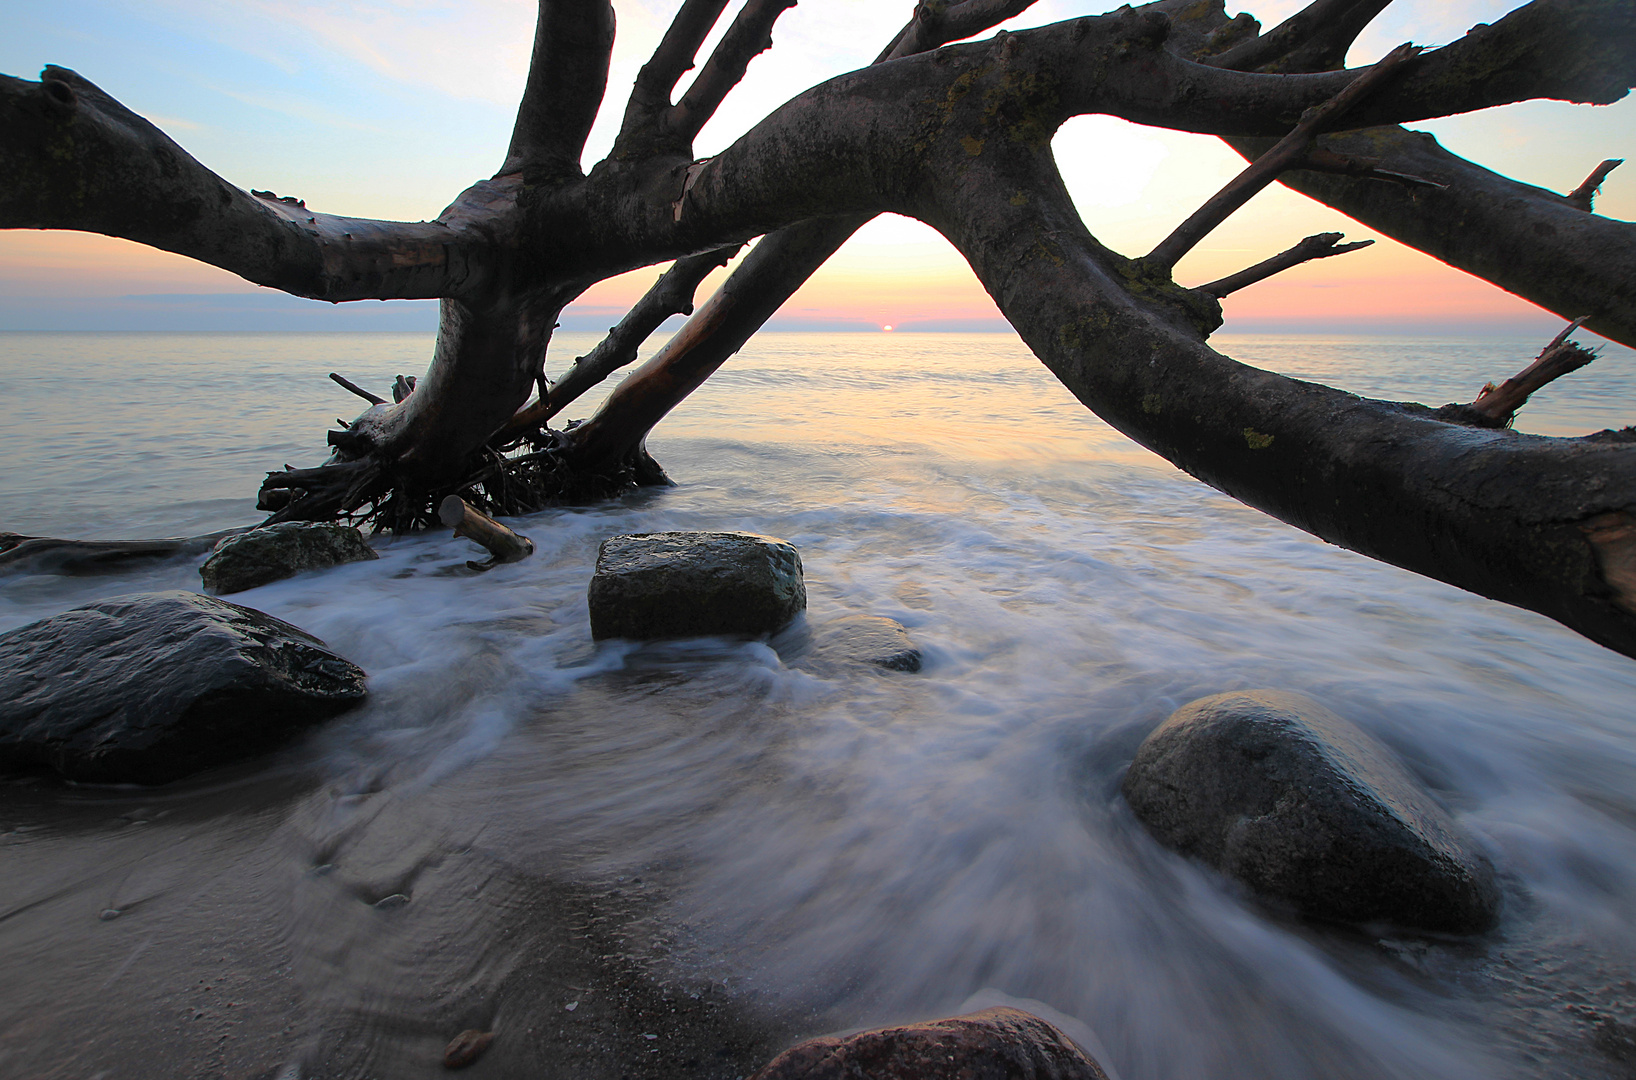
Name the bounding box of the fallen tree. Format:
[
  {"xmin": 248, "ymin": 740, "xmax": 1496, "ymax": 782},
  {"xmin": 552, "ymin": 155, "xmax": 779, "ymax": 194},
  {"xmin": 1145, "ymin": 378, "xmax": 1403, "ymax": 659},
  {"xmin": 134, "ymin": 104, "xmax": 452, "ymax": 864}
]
[{"xmin": 2, "ymin": 0, "xmax": 1633, "ymax": 657}]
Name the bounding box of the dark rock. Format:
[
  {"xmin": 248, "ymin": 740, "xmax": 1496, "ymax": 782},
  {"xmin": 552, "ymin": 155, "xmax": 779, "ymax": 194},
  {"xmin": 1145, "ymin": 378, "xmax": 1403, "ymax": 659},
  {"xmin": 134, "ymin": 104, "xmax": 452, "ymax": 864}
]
[
  {"xmin": 200, "ymin": 522, "xmax": 377, "ymax": 594},
  {"xmin": 1122, "ymin": 689, "xmax": 1499, "ymax": 933},
  {"xmin": 748, "ymin": 1007, "xmax": 1110, "ymax": 1080},
  {"xmin": 587, "ymin": 531, "xmax": 806, "ymax": 640},
  {"xmin": 0, "ymin": 591, "xmax": 368, "ymax": 784},
  {"xmin": 812, "ymin": 615, "xmax": 922, "ymax": 672}
]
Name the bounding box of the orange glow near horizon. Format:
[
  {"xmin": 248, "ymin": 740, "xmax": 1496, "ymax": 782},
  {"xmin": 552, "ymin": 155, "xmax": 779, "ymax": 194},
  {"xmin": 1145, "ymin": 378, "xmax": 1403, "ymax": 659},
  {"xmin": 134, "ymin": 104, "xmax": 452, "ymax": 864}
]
[{"xmin": 0, "ymin": 221, "xmax": 1569, "ymax": 332}]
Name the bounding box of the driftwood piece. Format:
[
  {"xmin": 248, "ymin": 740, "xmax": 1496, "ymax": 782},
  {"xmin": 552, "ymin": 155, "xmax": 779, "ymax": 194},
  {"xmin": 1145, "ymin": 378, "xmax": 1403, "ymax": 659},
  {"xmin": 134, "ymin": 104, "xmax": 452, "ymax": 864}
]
[{"xmin": 437, "ymin": 495, "xmax": 534, "ymax": 571}]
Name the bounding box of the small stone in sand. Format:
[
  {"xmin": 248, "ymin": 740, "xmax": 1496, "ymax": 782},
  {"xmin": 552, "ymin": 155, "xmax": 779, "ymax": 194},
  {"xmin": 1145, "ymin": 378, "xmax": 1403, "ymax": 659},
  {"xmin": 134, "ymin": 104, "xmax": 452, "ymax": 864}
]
[{"xmin": 442, "ymin": 1029, "xmax": 494, "ymax": 1069}]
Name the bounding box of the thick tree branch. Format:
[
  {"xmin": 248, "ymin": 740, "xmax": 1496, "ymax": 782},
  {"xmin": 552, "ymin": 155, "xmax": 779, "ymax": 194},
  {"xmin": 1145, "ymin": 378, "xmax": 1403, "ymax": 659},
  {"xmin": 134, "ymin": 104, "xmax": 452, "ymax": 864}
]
[
  {"xmin": 929, "ymin": 147, "xmax": 1636, "ymax": 657},
  {"xmin": 0, "ymin": 67, "xmax": 498, "ymax": 302},
  {"xmin": 1210, "ymin": 0, "xmax": 1395, "ymax": 72},
  {"xmin": 505, "ymin": 0, "xmax": 616, "ymax": 177},
  {"xmin": 1196, "ymin": 231, "xmax": 1372, "ymax": 297},
  {"xmin": 1146, "ymin": 43, "xmax": 1419, "ymax": 268}
]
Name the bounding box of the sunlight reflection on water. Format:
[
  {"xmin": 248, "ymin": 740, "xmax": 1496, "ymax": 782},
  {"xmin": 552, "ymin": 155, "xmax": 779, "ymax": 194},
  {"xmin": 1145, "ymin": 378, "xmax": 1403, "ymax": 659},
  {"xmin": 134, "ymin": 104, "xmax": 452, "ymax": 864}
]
[{"xmin": 1, "ymin": 329, "xmax": 1634, "ymax": 1079}]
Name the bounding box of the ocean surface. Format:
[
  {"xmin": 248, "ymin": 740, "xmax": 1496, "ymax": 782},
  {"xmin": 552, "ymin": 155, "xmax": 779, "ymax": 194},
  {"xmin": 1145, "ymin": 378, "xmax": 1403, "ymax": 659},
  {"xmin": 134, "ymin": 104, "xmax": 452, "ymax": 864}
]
[{"xmin": 2, "ymin": 329, "xmax": 1636, "ymax": 1079}]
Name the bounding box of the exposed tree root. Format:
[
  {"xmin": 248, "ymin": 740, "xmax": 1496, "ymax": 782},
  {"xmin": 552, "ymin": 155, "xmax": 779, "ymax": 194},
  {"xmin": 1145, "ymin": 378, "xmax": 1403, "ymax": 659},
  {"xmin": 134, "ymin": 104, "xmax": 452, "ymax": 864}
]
[{"xmin": 257, "ymin": 422, "xmax": 671, "ymax": 536}]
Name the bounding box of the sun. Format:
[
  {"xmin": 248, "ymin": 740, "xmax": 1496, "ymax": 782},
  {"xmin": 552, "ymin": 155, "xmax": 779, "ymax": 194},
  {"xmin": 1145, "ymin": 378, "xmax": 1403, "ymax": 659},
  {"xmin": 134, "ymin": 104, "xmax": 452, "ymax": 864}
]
[{"xmin": 882, "ymin": 324, "xmax": 894, "ymax": 332}]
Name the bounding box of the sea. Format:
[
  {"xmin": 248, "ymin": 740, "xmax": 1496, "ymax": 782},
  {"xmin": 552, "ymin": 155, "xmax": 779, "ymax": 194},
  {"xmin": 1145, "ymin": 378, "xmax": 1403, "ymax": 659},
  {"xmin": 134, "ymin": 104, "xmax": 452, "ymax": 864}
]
[{"xmin": 2, "ymin": 329, "xmax": 1635, "ymax": 1079}]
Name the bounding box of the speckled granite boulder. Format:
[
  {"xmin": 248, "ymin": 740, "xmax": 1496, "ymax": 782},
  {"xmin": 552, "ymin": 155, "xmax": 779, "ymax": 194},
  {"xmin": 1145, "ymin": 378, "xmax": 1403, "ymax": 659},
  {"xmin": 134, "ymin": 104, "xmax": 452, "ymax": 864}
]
[
  {"xmin": 1122, "ymin": 689, "xmax": 1499, "ymax": 932},
  {"xmin": 812, "ymin": 615, "xmax": 922, "ymax": 672},
  {"xmin": 588, "ymin": 531, "xmax": 805, "ymax": 640},
  {"xmin": 748, "ymin": 1007, "xmax": 1110, "ymax": 1080},
  {"xmin": 200, "ymin": 521, "xmax": 377, "ymax": 594},
  {"xmin": 0, "ymin": 591, "xmax": 367, "ymax": 784}
]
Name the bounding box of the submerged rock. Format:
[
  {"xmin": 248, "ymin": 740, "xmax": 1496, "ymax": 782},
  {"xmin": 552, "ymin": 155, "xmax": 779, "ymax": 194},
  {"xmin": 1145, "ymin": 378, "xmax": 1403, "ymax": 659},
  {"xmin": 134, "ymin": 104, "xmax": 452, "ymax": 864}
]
[
  {"xmin": 1122, "ymin": 689, "xmax": 1499, "ymax": 933},
  {"xmin": 748, "ymin": 1007, "xmax": 1110, "ymax": 1080},
  {"xmin": 0, "ymin": 591, "xmax": 367, "ymax": 784},
  {"xmin": 811, "ymin": 615, "xmax": 922, "ymax": 672},
  {"xmin": 587, "ymin": 531, "xmax": 806, "ymax": 640},
  {"xmin": 200, "ymin": 521, "xmax": 377, "ymax": 594}
]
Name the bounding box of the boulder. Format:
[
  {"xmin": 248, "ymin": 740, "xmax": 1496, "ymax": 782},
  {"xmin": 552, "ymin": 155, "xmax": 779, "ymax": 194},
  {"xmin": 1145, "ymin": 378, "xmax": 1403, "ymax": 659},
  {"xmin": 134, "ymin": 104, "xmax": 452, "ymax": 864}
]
[
  {"xmin": 0, "ymin": 591, "xmax": 368, "ymax": 784},
  {"xmin": 748, "ymin": 1007, "xmax": 1110, "ymax": 1080},
  {"xmin": 587, "ymin": 531, "xmax": 806, "ymax": 640},
  {"xmin": 812, "ymin": 615, "xmax": 922, "ymax": 672},
  {"xmin": 1121, "ymin": 689, "xmax": 1499, "ymax": 933},
  {"xmin": 200, "ymin": 521, "xmax": 377, "ymax": 594}
]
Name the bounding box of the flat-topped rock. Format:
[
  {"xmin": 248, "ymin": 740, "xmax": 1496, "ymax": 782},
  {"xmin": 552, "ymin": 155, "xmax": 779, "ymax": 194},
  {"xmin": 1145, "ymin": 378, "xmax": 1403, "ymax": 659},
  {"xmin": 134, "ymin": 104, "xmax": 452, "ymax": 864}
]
[
  {"xmin": 200, "ymin": 521, "xmax": 377, "ymax": 594},
  {"xmin": 748, "ymin": 1007, "xmax": 1110, "ymax": 1080},
  {"xmin": 588, "ymin": 531, "xmax": 805, "ymax": 640},
  {"xmin": 0, "ymin": 591, "xmax": 367, "ymax": 784},
  {"xmin": 1122, "ymin": 689, "xmax": 1499, "ymax": 932},
  {"xmin": 811, "ymin": 615, "xmax": 922, "ymax": 672}
]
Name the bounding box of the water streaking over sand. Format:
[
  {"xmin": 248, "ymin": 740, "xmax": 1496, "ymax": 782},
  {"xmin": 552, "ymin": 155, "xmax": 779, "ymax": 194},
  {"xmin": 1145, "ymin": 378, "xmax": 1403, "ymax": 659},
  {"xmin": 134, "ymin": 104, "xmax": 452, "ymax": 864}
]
[{"xmin": 2, "ymin": 330, "xmax": 1635, "ymax": 1079}]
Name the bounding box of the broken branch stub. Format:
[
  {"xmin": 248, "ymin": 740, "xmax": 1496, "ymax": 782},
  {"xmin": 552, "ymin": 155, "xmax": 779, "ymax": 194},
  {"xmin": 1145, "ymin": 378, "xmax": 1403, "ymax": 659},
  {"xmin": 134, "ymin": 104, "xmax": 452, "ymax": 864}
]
[
  {"xmin": 438, "ymin": 495, "xmax": 534, "ymax": 571},
  {"xmin": 1566, "ymin": 158, "xmax": 1624, "ymax": 212},
  {"xmin": 1463, "ymin": 318, "xmax": 1598, "ymax": 427}
]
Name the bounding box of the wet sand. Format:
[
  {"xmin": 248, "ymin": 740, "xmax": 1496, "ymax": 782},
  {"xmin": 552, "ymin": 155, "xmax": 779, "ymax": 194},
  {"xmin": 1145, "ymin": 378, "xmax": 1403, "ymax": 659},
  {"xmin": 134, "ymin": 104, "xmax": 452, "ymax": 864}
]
[{"xmin": 0, "ymin": 748, "xmax": 806, "ymax": 1080}]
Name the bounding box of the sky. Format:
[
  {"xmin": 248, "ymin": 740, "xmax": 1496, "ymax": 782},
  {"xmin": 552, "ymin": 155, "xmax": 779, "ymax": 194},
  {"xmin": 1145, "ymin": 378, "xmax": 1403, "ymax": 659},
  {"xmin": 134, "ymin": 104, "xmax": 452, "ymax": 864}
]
[{"xmin": 0, "ymin": 0, "xmax": 1630, "ymax": 337}]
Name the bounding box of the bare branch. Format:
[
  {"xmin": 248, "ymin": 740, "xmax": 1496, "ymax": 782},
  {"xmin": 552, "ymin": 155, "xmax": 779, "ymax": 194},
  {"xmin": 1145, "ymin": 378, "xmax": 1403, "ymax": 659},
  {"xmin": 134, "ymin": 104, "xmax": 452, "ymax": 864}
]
[
  {"xmin": 1459, "ymin": 318, "xmax": 1598, "ymax": 427},
  {"xmin": 330, "ymin": 373, "xmax": 387, "ymax": 405},
  {"xmin": 1566, "ymin": 158, "xmax": 1624, "ymax": 211},
  {"xmin": 0, "ymin": 67, "xmax": 497, "ymax": 302},
  {"xmin": 1196, "ymin": 232, "xmax": 1373, "ymax": 298},
  {"xmin": 669, "ymin": 0, "xmax": 800, "ymax": 147},
  {"xmin": 1147, "ymin": 43, "xmax": 1420, "ymax": 269},
  {"xmin": 505, "ymin": 0, "xmax": 617, "ymax": 176},
  {"xmin": 502, "ymin": 243, "xmax": 742, "ymax": 437},
  {"xmin": 932, "ymin": 150, "xmax": 1636, "ymax": 658}
]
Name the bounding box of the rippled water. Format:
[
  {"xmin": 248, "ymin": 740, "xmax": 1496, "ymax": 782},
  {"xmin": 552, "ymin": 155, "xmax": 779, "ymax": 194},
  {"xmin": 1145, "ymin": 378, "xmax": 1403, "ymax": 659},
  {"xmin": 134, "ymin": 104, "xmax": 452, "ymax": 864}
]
[{"xmin": 2, "ymin": 330, "xmax": 1635, "ymax": 1079}]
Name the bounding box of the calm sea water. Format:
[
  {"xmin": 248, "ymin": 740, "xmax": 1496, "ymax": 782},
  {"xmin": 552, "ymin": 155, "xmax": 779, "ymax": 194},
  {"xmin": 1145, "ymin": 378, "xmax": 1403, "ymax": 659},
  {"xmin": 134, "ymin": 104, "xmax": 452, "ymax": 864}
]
[{"xmin": 2, "ymin": 330, "xmax": 1635, "ymax": 1079}]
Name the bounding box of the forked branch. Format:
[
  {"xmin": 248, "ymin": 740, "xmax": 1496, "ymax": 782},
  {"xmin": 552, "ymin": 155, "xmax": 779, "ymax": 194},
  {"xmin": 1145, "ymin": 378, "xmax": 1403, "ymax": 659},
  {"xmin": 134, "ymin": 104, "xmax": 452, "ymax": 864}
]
[
  {"xmin": 615, "ymin": 0, "xmax": 733, "ymax": 156},
  {"xmin": 670, "ymin": 0, "xmax": 800, "ymax": 147}
]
